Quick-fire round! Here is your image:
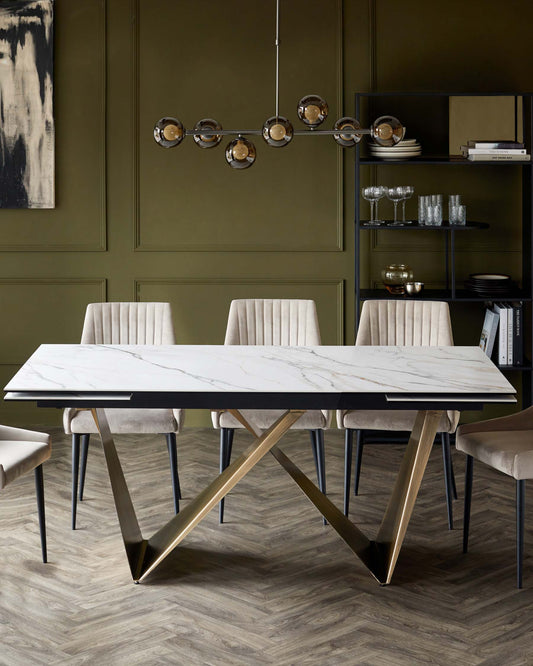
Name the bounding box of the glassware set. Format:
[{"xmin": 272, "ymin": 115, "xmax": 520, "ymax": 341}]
[
  {"xmin": 418, "ymin": 194, "xmax": 467, "ymax": 226},
  {"xmin": 361, "ymin": 185, "xmax": 414, "ymax": 225}
]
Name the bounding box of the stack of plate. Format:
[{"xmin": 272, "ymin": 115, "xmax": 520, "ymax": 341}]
[
  {"xmin": 464, "ymin": 273, "xmax": 515, "ymax": 296},
  {"xmin": 370, "ymin": 138, "xmax": 422, "ymax": 160}
]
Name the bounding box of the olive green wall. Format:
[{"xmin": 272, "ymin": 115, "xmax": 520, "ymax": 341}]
[{"xmin": 1, "ymin": 0, "xmax": 532, "ymax": 427}]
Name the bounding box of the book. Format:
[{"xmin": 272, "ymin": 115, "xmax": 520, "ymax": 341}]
[
  {"xmin": 461, "ymin": 146, "xmax": 527, "ymax": 155},
  {"xmin": 467, "ymin": 140, "xmax": 525, "ymax": 149},
  {"xmin": 467, "ymin": 153, "xmax": 531, "ymax": 161},
  {"xmin": 479, "ymin": 307, "xmax": 500, "ymax": 358},
  {"xmin": 506, "ymin": 304, "xmax": 513, "ymax": 366},
  {"xmin": 493, "ymin": 303, "xmax": 508, "ymax": 364},
  {"xmin": 512, "ymin": 302, "xmax": 524, "ymax": 366}
]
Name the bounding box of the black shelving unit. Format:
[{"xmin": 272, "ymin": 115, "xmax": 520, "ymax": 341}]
[{"xmin": 354, "ymin": 91, "xmax": 533, "ymax": 403}]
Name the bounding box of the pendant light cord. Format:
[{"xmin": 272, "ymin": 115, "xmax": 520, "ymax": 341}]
[{"xmin": 275, "ymin": 0, "xmax": 280, "ymax": 119}]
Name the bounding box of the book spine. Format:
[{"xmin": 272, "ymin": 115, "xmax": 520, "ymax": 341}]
[
  {"xmin": 462, "ymin": 147, "xmax": 527, "ymax": 155},
  {"xmin": 468, "ymin": 141, "xmax": 525, "ymax": 149},
  {"xmin": 498, "ymin": 305, "xmax": 507, "ymax": 365},
  {"xmin": 507, "ymin": 304, "xmax": 513, "ymax": 365},
  {"xmin": 513, "ymin": 303, "xmax": 524, "ymax": 366},
  {"xmin": 467, "ymin": 153, "xmax": 531, "ymax": 161}
]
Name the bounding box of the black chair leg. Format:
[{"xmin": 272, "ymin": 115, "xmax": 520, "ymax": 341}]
[
  {"xmin": 166, "ymin": 433, "xmax": 180, "ymax": 514},
  {"xmin": 309, "ymin": 430, "xmax": 327, "ymax": 525},
  {"xmin": 78, "ymin": 434, "xmax": 90, "ymax": 501},
  {"xmin": 463, "ymin": 455, "xmax": 474, "ymax": 554},
  {"xmin": 34, "ymin": 465, "xmax": 47, "ymax": 563},
  {"xmin": 71, "ymin": 434, "xmax": 80, "ymax": 530},
  {"xmin": 344, "ymin": 429, "xmax": 353, "ymax": 516},
  {"xmin": 517, "ymin": 479, "xmax": 525, "ymax": 589},
  {"xmin": 354, "ymin": 430, "xmax": 363, "ymax": 496},
  {"xmin": 441, "ymin": 433, "xmax": 454, "ymax": 530},
  {"xmin": 219, "ymin": 428, "xmax": 234, "ymax": 524}
]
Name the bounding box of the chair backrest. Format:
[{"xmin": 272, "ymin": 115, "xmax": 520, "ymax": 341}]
[
  {"xmin": 356, "ymin": 300, "xmax": 454, "ymax": 346},
  {"xmin": 224, "ymin": 299, "xmax": 321, "ymax": 345},
  {"xmin": 81, "ymin": 302, "xmax": 176, "ymax": 344}
]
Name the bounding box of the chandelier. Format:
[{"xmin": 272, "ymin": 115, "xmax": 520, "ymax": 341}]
[{"xmin": 153, "ymin": 1, "xmax": 404, "ymax": 169}]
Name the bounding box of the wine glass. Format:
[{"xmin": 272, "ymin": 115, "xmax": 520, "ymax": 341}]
[
  {"xmin": 401, "ymin": 185, "xmax": 414, "ymax": 222},
  {"xmin": 362, "ymin": 186, "xmax": 386, "ymax": 225},
  {"xmin": 386, "ymin": 187, "xmax": 404, "ymax": 224},
  {"xmin": 373, "ymin": 186, "xmax": 387, "ymax": 223}
]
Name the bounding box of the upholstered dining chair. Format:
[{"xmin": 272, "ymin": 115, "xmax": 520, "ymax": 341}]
[
  {"xmin": 456, "ymin": 407, "xmax": 533, "ymax": 588},
  {"xmin": 212, "ymin": 299, "xmax": 332, "ymax": 523},
  {"xmin": 63, "ymin": 302, "xmax": 184, "ymax": 529},
  {"xmin": 337, "ymin": 300, "xmax": 459, "ymax": 528},
  {"xmin": 0, "ymin": 425, "xmax": 51, "ymax": 562}
]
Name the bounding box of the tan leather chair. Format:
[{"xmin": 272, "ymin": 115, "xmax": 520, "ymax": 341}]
[
  {"xmin": 0, "ymin": 425, "xmax": 51, "ymax": 562},
  {"xmin": 456, "ymin": 407, "xmax": 533, "ymax": 588},
  {"xmin": 63, "ymin": 302, "xmax": 184, "ymax": 529},
  {"xmin": 212, "ymin": 299, "xmax": 331, "ymax": 523},
  {"xmin": 337, "ymin": 300, "xmax": 459, "ymax": 527}
]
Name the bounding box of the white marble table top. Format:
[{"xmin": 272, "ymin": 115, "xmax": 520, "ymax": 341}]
[{"xmin": 4, "ymin": 344, "xmax": 514, "ymax": 401}]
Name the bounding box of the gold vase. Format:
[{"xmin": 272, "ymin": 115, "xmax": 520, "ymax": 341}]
[{"xmin": 381, "ymin": 264, "xmax": 414, "ymax": 295}]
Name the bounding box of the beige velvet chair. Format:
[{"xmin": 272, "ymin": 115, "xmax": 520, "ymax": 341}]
[
  {"xmin": 63, "ymin": 302, "xmax": 184, "ymax": 529},
  {"xmin": 212, "ymin": 299, "xmax": 331, "ymax": 523},
  {"xmin": 337, "ymin": 300, "xmax": 460, "ymax": 527},
  {"xmin": 456, "ymin": 407, "xmax": 533, "ymax": 588},
  {"xmin": 0, "ymin": 425, "xmax": 51, "ymax": 562}
]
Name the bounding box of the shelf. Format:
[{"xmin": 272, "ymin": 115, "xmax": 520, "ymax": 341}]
[
  {"xmin": 497, "ymin": 364, "xmax": 533, "ymax": 372},
  {"xmin": 359, "ymin": 221, "xmax": 489, "ymax": 230},
  {"xmin": 359, "ymin": 156, "xmax": 532, "ymax": 166},
  {"xmin": 360, "ymin": 289, "xmax": 532, "ymax": 302}
]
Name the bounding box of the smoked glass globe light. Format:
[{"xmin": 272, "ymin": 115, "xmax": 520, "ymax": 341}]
[
  {"xmin": 262, "ymin": 116, "xmax": 293, "ymax": 147},
  {"xmin": 333, "ymin": 117, "xmax": 362, "ymax": 147},
  {"xmin": 193, "ymin": 118, "xmax": 223, "ymax": 148},
  {"xmin": 225, "ymin": 136, "xmax": 256, "ymax": 169},
  {"xmin": 297, "ymin": 95, "xmax": 328, "ymax": 127},
  {"xmin": 154, "ymin": 117, "xmax": 185, "ymax": 148},
  {"xmin": 371, "ymin": 115, "xmax": 404, "ymax": 146}
]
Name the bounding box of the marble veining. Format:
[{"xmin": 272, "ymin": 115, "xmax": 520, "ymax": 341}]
[{"xmin": 4, "ymin": 344, "xmax": 515, "ymax": 396}]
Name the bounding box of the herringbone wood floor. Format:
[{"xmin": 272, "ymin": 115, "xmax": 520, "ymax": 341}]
[{"xmin": 1, "ymin": 426, "xmax": 533, "ymax": 665}]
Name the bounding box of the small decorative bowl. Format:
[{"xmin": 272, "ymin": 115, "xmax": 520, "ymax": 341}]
[{"xmin": 405, "ymin": 281, "xmax": 424, "ymax": 295}]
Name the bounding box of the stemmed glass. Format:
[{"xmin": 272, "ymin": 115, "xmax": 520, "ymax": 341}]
[
  {"xmin": 362, "ymin": 186, "xmax": 386, "ymax": 225},
  {"xmin": 386, "ymin": 187, "xmax": 404, "ymax": 224},
  {"xmin": 400, "ymin": 185, "xmax": 414, "ymax": 222}
]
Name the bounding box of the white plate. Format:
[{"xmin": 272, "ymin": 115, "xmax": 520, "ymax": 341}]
[
  {"xmin": 370, "ymin": 150, "xmax": 422, "ymax": 156},
  {"xmin": 371, "ymin": 144, "xmax": 420, "ymax": 152}
]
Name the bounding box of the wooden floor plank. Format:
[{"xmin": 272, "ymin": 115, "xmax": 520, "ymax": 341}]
[{"xmin": 1, "ymin": 426, "xmax": 533, "ymax": 664}]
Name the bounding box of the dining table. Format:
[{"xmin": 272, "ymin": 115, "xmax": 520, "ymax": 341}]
[{"xmin": 4, "ymin": 343, "xmax": 515, "ymax": 585}]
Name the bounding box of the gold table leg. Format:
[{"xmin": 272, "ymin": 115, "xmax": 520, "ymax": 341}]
[
  {"xmin": 92, "ymin": 407, "xmax": 442, "ymax": 585},
  {"xmin": 269, "ymin": 409, "xmax": 443, "ymax": 585},
  {"xmin": 91, "ymin": 407, "xmax": 305, "ymax": 582}
]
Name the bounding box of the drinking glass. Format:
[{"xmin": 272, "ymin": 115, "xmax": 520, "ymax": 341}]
[
  {"xmin": 373, "ymin": 186, "xmax": 387, "ymax": 223},
  {"xmin": 362, "ymin": 186, "xmax": 386, "ymax": 225},
  {"xmin": 448, "ymin": 194, "xmax": 462, "ymax": 224},
  {"xmin": 401, "ymin": 185, "xmax": 414, "ymax": 222},
  {"xmin": 387, "ymin": 186, "xmax": 404, "ymax": 224},
  {"xmin": 418, "ymin": 195, "xmax": 428, "ymax": 225}
]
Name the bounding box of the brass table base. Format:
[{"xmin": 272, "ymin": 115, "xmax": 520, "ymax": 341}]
[{"xmin": 91, "ymin": 407, "xmax": 442, "ymax": 585}]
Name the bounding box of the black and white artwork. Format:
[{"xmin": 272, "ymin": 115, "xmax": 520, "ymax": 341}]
[{"xmin": 0, "ymin": 0, "xmax": 54, "ymax": 208}]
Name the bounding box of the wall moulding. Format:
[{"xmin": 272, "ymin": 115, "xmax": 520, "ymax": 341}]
[
  {"xmin": 133, "ymin": 0, "xmax": 344, "ymax": 253},
  {"xmin": 0, "ymin": 278, "xmax": 107, "ymax": 365},
  {"xmin": 134, "ymin": 277, "xmax": 345, "ymax": 345}
]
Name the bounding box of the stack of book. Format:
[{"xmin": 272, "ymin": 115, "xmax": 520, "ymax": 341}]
[
  {"xmin": 461, "ymin": 140, "xmax": 530, "ymax": 162},
  {"xmin": 479, "ymin": 303, "xmax": 524, "ymax": 366}
]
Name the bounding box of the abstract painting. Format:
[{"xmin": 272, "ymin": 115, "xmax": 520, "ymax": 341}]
[{"xmin": 0, "ymin": 0, "xmax": 54, "ymax": 208}]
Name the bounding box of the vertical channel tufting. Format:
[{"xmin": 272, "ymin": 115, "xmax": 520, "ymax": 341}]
[
  {"xmin": 357, "ymin": 300, "xmax": 454, "ymax": 348},
  {"xmin": 79, "ymin": 303, "xmax": 174, "ymax": 345},
  {"xmin": 223, "ymin": 299, "xmax": 321, "ymax": 347}
]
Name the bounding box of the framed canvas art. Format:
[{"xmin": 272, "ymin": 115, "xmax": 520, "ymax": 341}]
[{"xmin": 0, "ymin": 0, "xmax": 54, "ymax": 208}]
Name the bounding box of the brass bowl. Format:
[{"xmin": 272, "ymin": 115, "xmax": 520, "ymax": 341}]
[{"xmin": 405, "ymin": 281, "xmax": 424, "ymax": 295}]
